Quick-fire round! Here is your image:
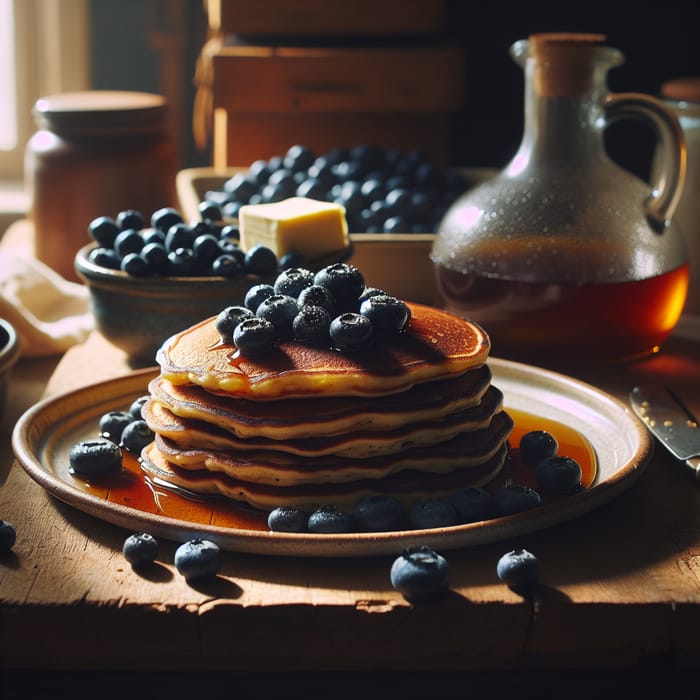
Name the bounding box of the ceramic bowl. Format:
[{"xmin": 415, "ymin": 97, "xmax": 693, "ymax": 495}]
[
  {"xmin": 75, "ymin": 243, "xmax": 351, "ymax": 366},
  {"xmin": 0, "ymin": 317, "xmax": 21, "ymax": 420}
]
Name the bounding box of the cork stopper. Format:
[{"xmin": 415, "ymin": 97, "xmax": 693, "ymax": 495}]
[
  {"xmin": 661, "ymin": 77, "xmax": 700, "ymax": 103},
  {"xmin": 529, "ymin": 33, "xmax": 607, "ymax": 97}
]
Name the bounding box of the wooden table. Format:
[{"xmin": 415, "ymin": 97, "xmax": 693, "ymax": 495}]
[{"xmin": 2, "ymin": 268, "xmax": 700, "ymax": 696}]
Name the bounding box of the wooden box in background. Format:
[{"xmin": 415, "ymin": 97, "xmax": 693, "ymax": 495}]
[{"xmin": 210, "ymin": 44, "xmax": 465, "ymax": 166}]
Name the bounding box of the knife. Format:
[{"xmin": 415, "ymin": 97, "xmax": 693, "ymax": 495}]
[{"xmin": 630, "ymin": 385, "xmax": 700, "ymax": 480}]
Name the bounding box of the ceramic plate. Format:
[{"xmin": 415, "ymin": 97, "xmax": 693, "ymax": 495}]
[{"xmin": 12, "ymin": 359, "xmax": 652, "ymax": 557}]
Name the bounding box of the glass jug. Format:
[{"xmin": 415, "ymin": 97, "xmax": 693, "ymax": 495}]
[{"xmin": 432, "ymin": 33, "xmax": 688, "ymax": 364}]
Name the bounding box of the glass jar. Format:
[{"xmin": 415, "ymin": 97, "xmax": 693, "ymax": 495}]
[
  {"xmin": 432, "ymin": 33, "xmax": 688, "ymax": 364},
  {"xmin": 26, "ymin": 91, "xmax": 178, "ymax": 282}
]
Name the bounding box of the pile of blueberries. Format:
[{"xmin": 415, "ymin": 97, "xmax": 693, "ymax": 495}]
[
  {"xmin": 86, "ymin": 206, "xmax": 285, "ymax": 278},
  {"xmin": 203, "ymin": 144, "xmax": 471, "ymax": 233},
  {"xmin": 216, "ymin": 261, "xmax": 411, "ymax": 356}
]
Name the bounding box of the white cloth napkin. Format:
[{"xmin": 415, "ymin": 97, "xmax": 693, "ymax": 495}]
[{"xmin": 0, "ymin": 250, "xmax": 94, "ymax": 357}]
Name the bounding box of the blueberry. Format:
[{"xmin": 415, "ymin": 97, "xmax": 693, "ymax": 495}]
[
  {"xmin": 116, "ymin": 209, "xmax": 144, "ymax": 231},
  {"xmin": 496, "ymin": 549, "xmax": 540, "ymax": 589},
  {"xmin": 493, "ymin": 484, "xmax": 542, "ymax": 516},
  {"xmin": 69, "ymin": 438, "xmax": 122, "ymax": 477},
  {"xmin": 120, "ymin": 419, "xmax": 154, "ymax": 454},
  {"xmin": 99, "ymin": 410, "xmax": 133, "ymax": 443},
  {"xmin": 313, "ymin": 263, "xmax": 365, "ymax": 309},
  {"xmin": 293, "ymin": 305, "xmax": 331, "ymax": 343},
  {"xmin": 128, "ymin": 395, "xmax": 150, "ymax": 420},
  {"xmin": 120, "ymin": 251, "xmax": 150, "ymax": 276},
  {"xmin": 167, "ymin": 247, "xmax": 197, "ymax": 275},
  {"xmin": 140, "ymin": 241, "xmax": 168, "ymax": 272},
  {"xmin": 174, "ymin": 538, "xmax": 221, "ymax": 580},
  {"xmin": 390, "ymin": 545, "xmax": 450, "ymax": 602},
  {"xmin": 244, "ymin": 244, "xmax": 278, "ymax": 274},
  {"xmin": 274, "ymin": 267, "xmax": 315, "ymax": 297},
  {"xmin": 233, "ymin": 317, "xmax": 275, "ymax": 357},
  {"xmin": 520, "ymin": 430, "xmax": 558, "ymax": 466},
  {"xmin": 409, "ymin": 499, "xmax": 459, "ymax": 529},
  {"xmin": 535, "ymin": 456, "xmax": 583, "ymax": 495},
  {"xmin": 382, "ymin": 216, "xmax": 409, "ymax": 233},
  {"xmin": 151, "ymin": 206, "xmax": 183, "ymax": 233},
  {"xmin": 295, "ymin": 178, "xmax": 327, "ymax": 200},
  {"xmin": 122, "ymin": 532, "xmax": 159, "ymax": 567},
  {"xmin": 353, "ymin": 495, "xmax": 406, "ymax": 532},
  {"xmin": 88, "ymin": 216, "xmax": 120, "ymax": 247},
  {"xmin": 329, "ymin": 312, "xmax": 373, "ymax": 351},
  {"xmin": 357, "ymin": 286, "xmax": 386, "ymax": 305},
  {"xmin": 359, "ymin": 294, "xmax": 410, "ymax": 335},
  {"xmin": 114, "ymin": 228, "xmax": 144, "ymax": 257},
  {"xmin": 88, "ymin": 247, "xmax": 121, "ymax": 270},
  {"xmin": 0, "ymin": 519, "xmax": 17, "ymax": 552},
  {"xmin": 297, "ymin": 284, "xmax": 335, "ymax": 313},
  {"xmin": 192, "ymin": 233, "xmax": 221, "ymax": 266},
  {"xmin": 307, "ymin": 505, "xmax": 355, "ymax": 533},
  {"xmin": 448, "ymin": 487, "xmax": 496, "ymax": 523},
  {"xmin": 219, "ymin": 224, "xmax": 240, "ymax": 242},
  {"xmin": 199, "ymin": 201, "xmax": 222, "ymax": 221},
  {"xmin": 244, "ymin": 283, "xmax": 275, "ymax": 313},
  {"xmin": 211, "ymin": 254, "xmax": 244, "ymax": 277},
  {"xmin": 267, "ymin": 506, "xmax": 307, "ymax": 533},
  {"xmin": 164, "ymin": 223, "xmax": 194, "ymax": 253},
  {"xmin": 256, "ymin": 294, "xmax": 299, "ymax": 337},
  {"xmin": 279, "ymin": 251, "xmax": 306, "ymax": 270},
  {"xmin": 215, "ymin": 305, "xmax": 254, "ymax": 344},
  {"xmin": 224, "ymin": 172, "xmax": 258, "ymax": 201},
  {"xmin": 283, "ymin": 144, "xmax": 316, "ymax": 172}
]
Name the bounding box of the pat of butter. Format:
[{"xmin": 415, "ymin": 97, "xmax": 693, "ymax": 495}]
[{"xmin": 238, "ymin": 197, "xmax": 349, "ymax": 261}]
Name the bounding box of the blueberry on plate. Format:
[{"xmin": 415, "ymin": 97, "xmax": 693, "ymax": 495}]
[
  {"xmin": 359, "ymin": 294, "xmax": 411, "ymax": 335},
  {"xmin": 496, "ymin": 548, "xmax": 540, "ymax": 589},
  {"xmin": 128, "ymin": 395, "xmax": 150, "ymax": 421},
  {"xmin": 314, "ymin": 263, "xmax": 365, "ymax": 309},
  {"xmin": 120, "ymin": 419, "xmax": 154, "ymax": 454},
  {"xmin": 267, "ymin": 506, "xmax": 308, "ymax": 533},
  {"xmin": 122, "ymin": 532, "xmax": 159, "ymax": 567},
  {"xmin": 448, "ymin": 487, "xmax": 496, "ymax": 523},
  {"xmin": 353, "ymin": 495, "xmax": 406, "ymax": 532},
  {"xmin": 99, "ymin": 410, "xmax": 133, "ymax": 443},
  {"xmin": 174, "ymin": 538, "xmax": 221, "ymax": 580},
  {"xmin": 409, "ymin": 499, "xmax": 459, "ymax": 529},
  {"xmin": 307, "ymin": 505, "xmax": 355, "ymax": 534},
  {"xmin": 520, "ymin": 430, "xmax": 558, "ymax": 466},
  {"xmin": 535, "ymin": 455, "xmax": 583, "ymax": 495},
  {"xmin": 256, "ymin": 294, "xmax": 299, "ymax": 337},
  {"xmin": 69, "ymin": 438, "xmax": 123, "ymax": 477},
  {"xmin": 0, "ymin": 519, "xmax": 17, "ymax": 552},
  {"xmin": 493, "ymin": 484, "xmax": 542, "ymax": 516},
  {"xmin": 390, "ymin": 545, "xmax": 450, "ymax": 602}
]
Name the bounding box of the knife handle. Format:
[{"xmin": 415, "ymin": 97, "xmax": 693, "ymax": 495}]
[{"xmin": 685, "ymin": 456, "xmax": 700, "ymax": 480}]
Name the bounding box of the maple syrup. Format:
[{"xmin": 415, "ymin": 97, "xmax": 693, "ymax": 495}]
[
  {"xmin": 436, "ymin": 262, "xmax": 689, "ymax": 364},
  {"xmin": 64, "ymin": 408, "xmax": 597, "ymax": 533}
]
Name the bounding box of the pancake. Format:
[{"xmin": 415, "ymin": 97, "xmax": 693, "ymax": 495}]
[
  {"xmin": 142, "ymin": 385, "xmax": 505, "ymax": 459},
  {"xmin": 146, "ymin": 363, "xmax": 493, "ymax": 440},
  {"xmin": 141, "ymin": 442, "xmax": 510, "ymax": 511},
  {"xmin": 156, "ymin": 302, "xmax": 490, "ymax": 399}
]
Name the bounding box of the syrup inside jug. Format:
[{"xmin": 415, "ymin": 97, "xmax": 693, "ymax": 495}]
[{"xmin": 432, "ymin": 33, "xmax": 688, "ymax": 364}]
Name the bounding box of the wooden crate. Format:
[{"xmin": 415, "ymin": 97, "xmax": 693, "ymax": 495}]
[
  {"xmin": 206, "ymin": 0, "xmax": 447, "ymax": 36},
  {"xmin": 211, "ymin": 44, "xmax": 465, "ymax": 166}
]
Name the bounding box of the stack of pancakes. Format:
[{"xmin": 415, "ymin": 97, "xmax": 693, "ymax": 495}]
[{"xmin": 140, "ymin": 303, "xmax": 513, "ymax": 512}]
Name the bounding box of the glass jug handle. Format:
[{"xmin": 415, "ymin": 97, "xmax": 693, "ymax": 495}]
[{"xmin": 605, "ymin": 92, "xmax": 686, "ymax": 231}]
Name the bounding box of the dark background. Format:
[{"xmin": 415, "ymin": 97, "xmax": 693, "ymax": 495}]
[{"xmin": 89, "ymin": 0, "xmax": 700, "ymax": 177}]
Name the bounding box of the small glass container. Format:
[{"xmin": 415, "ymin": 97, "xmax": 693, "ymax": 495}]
[
  {"xmin": 432, "ymin": 34, "xmax": 688, "ymax": 364},
  {"xmin": 26, "ymin": 91, "xmax": 178, "ymax": 282}
]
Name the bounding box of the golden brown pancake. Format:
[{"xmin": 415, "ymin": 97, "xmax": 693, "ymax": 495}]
[
  {"xmin": 156, "ymin": 303, "xmax": 490, "ymax": 399},
  {"xmin": 146, "ymin": 364, "xmax": 492, "ymax": 440}
]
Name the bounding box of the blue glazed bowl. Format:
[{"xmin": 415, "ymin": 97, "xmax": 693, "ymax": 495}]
[{"xmin": 75, "ymin": 243, "xmax": 351, "ymax": 366}]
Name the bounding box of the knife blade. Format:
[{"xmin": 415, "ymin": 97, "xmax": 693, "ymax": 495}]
[{"xmin": 630, "ymin": 385, "xmax": 700, "ymax": 480}]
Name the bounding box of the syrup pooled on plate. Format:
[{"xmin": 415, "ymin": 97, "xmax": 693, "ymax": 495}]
[{"xmin": 64, "ymin": 407, "xmax": 597, "ymax": 533}]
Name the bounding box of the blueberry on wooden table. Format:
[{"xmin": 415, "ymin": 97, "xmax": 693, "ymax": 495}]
[
  {"xmin": 0, "ymin": 519, "xmax": 17, "ymax": 552},
  {"xmin": 496, "ymin": 549, "xmax": 540, "ymax": 589},
  {"xmin": 174, "ymin": 539, "xmax": 221, "ymax": 581},
  {"xmin": 122, "ymin": 532, "xmax": 159, "ymax": 568},
  {"xmin": 390, "ymin": 545, "xmax": 450, "ymax": 602}
]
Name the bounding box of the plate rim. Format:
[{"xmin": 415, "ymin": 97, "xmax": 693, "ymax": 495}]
[{"xmin": 11, "ymin": 359, "xmax": 652, "ymax": 557}]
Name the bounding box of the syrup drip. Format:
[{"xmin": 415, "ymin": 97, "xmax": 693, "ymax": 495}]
[{"xmin": 66, "ymin": 408, "xmax": 596, "ymax": 532}]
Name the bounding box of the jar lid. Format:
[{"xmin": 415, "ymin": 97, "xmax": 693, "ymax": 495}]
[
  {"xmin": 33, "ymin": 91, "xmax": 167, "ymax": 137},
  {"xmin": 661, "ymin": 77, "xmax": 700, "ymax": 103}
]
